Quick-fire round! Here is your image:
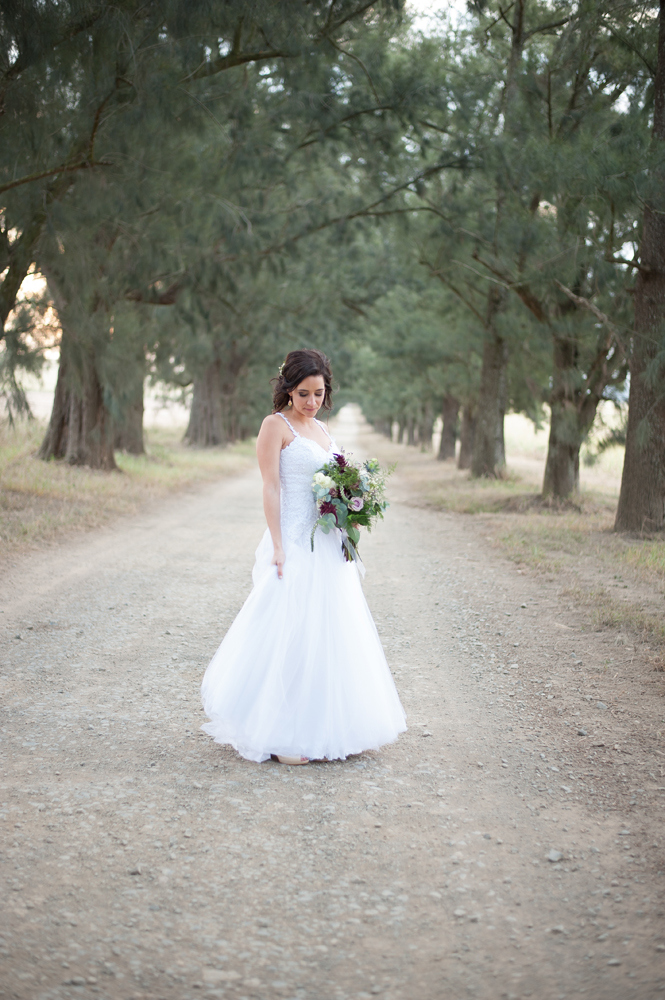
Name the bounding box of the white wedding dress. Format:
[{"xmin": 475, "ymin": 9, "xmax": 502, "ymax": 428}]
[{"xmin": 200, "ymin": 412, "xmax": 407, "ymax": 762}]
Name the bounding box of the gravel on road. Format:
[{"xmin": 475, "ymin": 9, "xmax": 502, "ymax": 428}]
[{"xmin": 1, "ymin": 410, "xmax": 664, "ymax": 1000}]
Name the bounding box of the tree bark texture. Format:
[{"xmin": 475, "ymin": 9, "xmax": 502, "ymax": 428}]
[
  {"xmin": 542, "ymin": 331, "xmax": 581, "ymax": 498},
  {"xmin": 419, "ymin": 403, "xmax": 434, "ymax": 451},
  {"xmin": 114, "ymin": 381, "xmax": 145, "ymax": 454},
  {"xmin": 541, "ymin": 324, "xmax": 609, "ymax": 499},
  {"xmin": 458, "ymin": 402, "xmax": 476, "ymax": 470},
  {"xmin": 438, "ymin": 394, "xmax": 459, "ymax": 460},
  {"xmin": 39, "ymin": 328, "xmax": 117, "ymax": 470},
  {"xmin": 472, "ymin": 293, "xmax": 507, "ymax": 478},
  {"xmin": 397, "ymin": 418, "xmax": 406, "ymax": 444},
  {"xmin": 469, "ymin": 1, "xmax": 524, "ymax": 478},
  {"xmin": 0, "ymin": 171, "xmax": 76, "ymax": 342},
  {"xmin": 615, "ymin": 0, "xmax": 665, "ymax": 531},
  {"xmin": 406, "ymin": 416, "xmax": 416, "ymax": 447},
  {"xmin": 185, "ymin": 359, "xmax": 225, "ymax": 447},
  {"xmin": 373, "ymin": 418, "xmax": 392, "ymax": 439}
]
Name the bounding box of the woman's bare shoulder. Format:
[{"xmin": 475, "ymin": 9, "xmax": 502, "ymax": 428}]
[
  {"xmin": 259, "ymin": 412, "xmax": 285, "ymax": 435},
  {"xmin": 257, "ymin": 412, "xmax": 287, "ymax": 446}
]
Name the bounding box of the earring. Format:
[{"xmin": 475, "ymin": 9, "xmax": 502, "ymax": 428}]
[{"xmin": 288, "ymin": 399, "xmax": 292, "ymax": 407}]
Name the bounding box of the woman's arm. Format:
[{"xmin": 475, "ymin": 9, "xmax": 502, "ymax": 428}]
[{"xmin": 256, "ymin": 415, "xmax": 286, "ymax": 579}]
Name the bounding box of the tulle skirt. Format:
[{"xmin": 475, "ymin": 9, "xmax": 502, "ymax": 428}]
[{"xmin": 200, "ymin": 527, "xmax": 407, "ymax": 762}]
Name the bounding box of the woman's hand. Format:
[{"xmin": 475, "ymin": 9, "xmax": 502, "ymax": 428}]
[{"xmin": 272, "ymin": 545, "xmax": 286, "ymax": 579}]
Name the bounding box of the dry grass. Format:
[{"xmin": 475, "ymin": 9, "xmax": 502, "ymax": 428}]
[
  {"xmin": 560, "ymin": 584, "xmax": 665, "ymax": 644},
  {"xmin": 0, "ymin": 419, "xmax": 255, "ymax": 555},
  {"xmin": 422, "ymin": 474, "xmax": 536, "ymax": 515},
  {"xmin": 493, "ymin": 502, "xmax": 616, "ymax": 573},
  {"xmin": 352, "ymin": 410, "xmax": 665, "ymax": 655}
]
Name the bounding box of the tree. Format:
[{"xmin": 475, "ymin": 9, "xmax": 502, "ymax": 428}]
[
  {"xmin": 2, "ymin": 0, "xmax": 406, "ymax": 464},
  {"xmin": 412, "ymin": 1, "xmax": 648, "ymax": 495},
  {"xmin": 615, "ymin": 0, "xmax": 665, "ymax": 531}
]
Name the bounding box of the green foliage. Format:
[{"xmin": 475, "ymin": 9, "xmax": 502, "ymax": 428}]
[{"xmin": 0, "ymin": 0, "xmax": 660, "ymax": 487}]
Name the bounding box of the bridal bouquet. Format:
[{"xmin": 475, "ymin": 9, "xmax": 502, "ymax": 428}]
[{"xmin": 311, "ymin": 451, "xmax": 391, "ymax": 567}]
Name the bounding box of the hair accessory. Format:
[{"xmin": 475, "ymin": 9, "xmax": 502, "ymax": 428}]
[{"xmin": 278, "ymin": 362, "xmax": 285, "ymax": 376}]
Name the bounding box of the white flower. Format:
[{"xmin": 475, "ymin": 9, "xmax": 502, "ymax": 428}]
[{"xmin": 313, "ymin": 472, "xmax": 335, "ymax": 490}]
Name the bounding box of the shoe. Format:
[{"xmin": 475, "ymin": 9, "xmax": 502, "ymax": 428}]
[{"xmin": 276, "ymin": 755, "xmax": 309, "ymax": 765}]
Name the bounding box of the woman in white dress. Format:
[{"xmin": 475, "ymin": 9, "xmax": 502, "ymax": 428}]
[{"xmin": 200, "ymin": 349, "xmax": 406, "ymax": 764}]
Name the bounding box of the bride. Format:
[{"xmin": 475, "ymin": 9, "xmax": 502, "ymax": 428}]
[{"xmin": 200, "ymin": 349, "xmax": 406, "ymax": 764}]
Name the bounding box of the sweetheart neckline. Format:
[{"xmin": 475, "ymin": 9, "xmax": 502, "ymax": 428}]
[{"xmin": 281, "ymin": 435, "xmax": 334, "ymax": 456}]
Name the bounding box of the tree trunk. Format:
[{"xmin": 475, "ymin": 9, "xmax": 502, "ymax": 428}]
[
  {"xmin": 1, "ymin": 171, "xmax": 77, "ymax": 343},
  {"xmin": 419, "ymin": 403, "xmax": 434, "ymax": 451},
  {"xmin": 374, "ymin": 418, "xmax": 392, "ymax": 438},
  {"xmin": 397, "ymin": 418, "xmax": 406, "ymax": 443},
  {"xmin": 472, "ymin": 290, "xmax": 508, "ymax": 477},
  {"xmin": 458, "ymin": 402, "xmax": 476, "ymax": 469},
  {"xmin": 542, "ymin": 331, "xmax": 580, "ymax": 498},
  {"xmin": 438, "ymin": 394, "xmax": 459, "ymax": 460},
  {"xmin": 615, "ymin": 0, "xmax": 665, "ymax": 531},
  {"xmin": 406, "ymin": 416, "xmax": 416, "ymax": 446},
  {"xmin": 469, "ymin": 1, "xmax": 524, "ymax": 478},
  {"xmin": 185, "ymin": 359, "xmax": 225, "ymax": 447},
  {"xmin": 39, "ymin": 329, "xmax": 117, "ymax": 470},
  {"xmin": 114, "ymin": 380, "xmax": 145, "ymax": 455}
]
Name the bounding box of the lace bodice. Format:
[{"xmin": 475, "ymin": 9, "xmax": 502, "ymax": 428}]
[{"xmin": 277, "ymin": 413, "xmax": 336, "ymax": 545}]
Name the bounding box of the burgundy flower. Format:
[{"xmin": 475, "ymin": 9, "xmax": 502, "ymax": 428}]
[
  {"xmin": 320, "ymin": 500, "xmax": 337, "ymax": 516},
  {"xmin": 334, "ymin": 453, "xmax": 347, "ymax": 469}
]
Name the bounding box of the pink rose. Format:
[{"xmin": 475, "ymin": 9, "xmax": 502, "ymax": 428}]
[{"xmin": 348, "ymin": 497, "xmax": 363, "ymax": 512}]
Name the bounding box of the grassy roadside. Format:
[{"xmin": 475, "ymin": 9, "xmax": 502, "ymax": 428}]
[
  {"xmin": 355, "ymin": 416, "xmax": 665, "ymax": 659},
  {"xmin": 0, "ymin": 420, "xmax": 256, "ymax": 556},
  {"xmin": 492, "ymin": 503, "xmax": 665, "ymax": 662}
]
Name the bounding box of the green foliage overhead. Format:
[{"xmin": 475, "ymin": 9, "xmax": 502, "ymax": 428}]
[{"xmin": 0, "ymin": 0, "xmax": 659, "ymax": 486}]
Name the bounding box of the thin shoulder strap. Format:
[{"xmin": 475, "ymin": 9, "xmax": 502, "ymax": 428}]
[
  {"xmin": 314, "ymin": 418, "xmax": 333, "ymax": 441},
  {"xmin": 276, "ymin": 411, "xmax": 299, "ymax": 437}
]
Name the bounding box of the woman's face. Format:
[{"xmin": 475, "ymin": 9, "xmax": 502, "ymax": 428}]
[{"xmin": 289, "ymin": 375, "xmax": 325, "ymax": 417}]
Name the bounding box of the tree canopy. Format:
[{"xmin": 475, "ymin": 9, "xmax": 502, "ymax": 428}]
[{"xmin": 1, "ymin": 0, "xmax": 663, "ymax": 522}]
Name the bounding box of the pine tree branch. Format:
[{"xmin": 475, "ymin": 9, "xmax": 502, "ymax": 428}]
[
  {"xmin": 481, "ymin": 4, "xmax": 515, "ymax": 38},
  {"xmin": 605, "ymin": 253, "xmax": 650, "ymax": 274},
  {"xmin": 88, "ymin": 85, "xmax": 116, "ymax": 162},
  {"xmin": 1, "ymin": 7, "xmax": 106, "ymax": 85},
  {"xmin": 324, "ymin": 35, "xmax": 380, "ymax": 104},
  {"xmin": 600, "ymin": 19, "xmax": 657, "ymax": 78},
  {"xmin": 259, "ymin": 156, "xmax": 471, "ymax": 255},
  {"xmin": 341, "ymin": 297, "xmax": 370, "ymax": 318},
  {"xmin": 294, "ymin": 105, "xmax": 395, "ymax": 152},
  {"xmin": 325, "ymin": 1, "xmax": 378, "ymax": 36},
  {"xmin": 325, "ymin": 0, "xmax": 339, "ymax": 31},
  {"xmin": 470, "ymin": 249, "xmax": 549, "ymax": 323},
  {"xmin": 0, "ymin": 80, "xmax": 117, "ymax": 196},
  {"xmin": 123, "ymin": 157, "xmax": 469, "ymax": 311},
  {"xmin": 553, "ymin": 279, "xmax": 627, "ymax": 352},
  {"xmin": 183, "ymin": 48, "xmax": 294, "ymax": 82},
  {"xmin": 0, "ymin": 160, "xmax": 111, "ymax": 196},
  {"xmin": 524, "ymin": 17, "xmax": 571, "ymax": 41},
  {"xmin": 420, "ymin": 258, "xmax": 486, "ymax": 325},
  {"xmin": 125, "ymin": 280, "xmax": 183, "ymax": 306},
  {"xmin": 0, "ymin": 169, "xmax": 79, "ymax": 335},
  {"xmin": 579, "ymin": 330, "xmax": 624, "ymax": 424},
  {"xmin": 417, "ymin": 119, "xmax": 451, "ymax": 135},
  {"xmin": 497, "ymin": 5, "xmax": 516, "ymax": 32}
]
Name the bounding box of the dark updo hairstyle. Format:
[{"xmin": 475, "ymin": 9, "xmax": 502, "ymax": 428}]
[{"xmin": 271, "ymin": 349, "xmax": 334, "ymax": 413}]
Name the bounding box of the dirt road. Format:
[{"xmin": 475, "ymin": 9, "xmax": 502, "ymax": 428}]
[{"xmin": 1, "ymin": 408, "xmax": 664, "ymax": 1000}]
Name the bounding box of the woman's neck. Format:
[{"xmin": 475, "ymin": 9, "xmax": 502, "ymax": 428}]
[{"xmin": 287, "ymin": 410, "xmax": 318, "ymax": 425}]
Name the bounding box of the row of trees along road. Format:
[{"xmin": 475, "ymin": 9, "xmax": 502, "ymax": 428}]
[{"xmin": 1, "ymin": 0, "xmax": 664, "ymax": 530}]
